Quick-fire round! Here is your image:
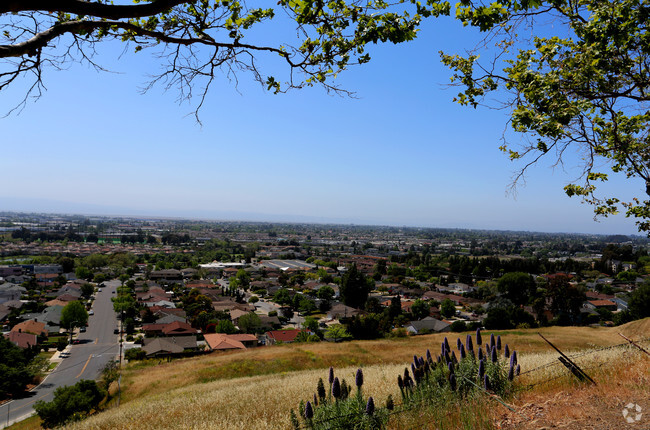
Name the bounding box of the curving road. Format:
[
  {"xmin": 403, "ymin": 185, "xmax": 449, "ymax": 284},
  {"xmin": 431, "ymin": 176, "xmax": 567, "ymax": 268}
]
[{"xmin": 1, "ymin": 280, "xmax": 120, "ymax": 429}]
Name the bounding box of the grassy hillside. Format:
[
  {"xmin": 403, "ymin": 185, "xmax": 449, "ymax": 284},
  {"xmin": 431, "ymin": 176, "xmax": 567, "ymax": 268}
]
[{"xmin": 17, "ymin": 319, "xmax": 650, "ymax": 429}]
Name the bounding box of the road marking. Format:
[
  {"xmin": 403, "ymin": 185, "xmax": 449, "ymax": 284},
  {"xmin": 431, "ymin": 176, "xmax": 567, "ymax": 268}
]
[
  {"xmin": 76, "ymin": 354, "xmax": 92, "ymax": 379},
  {"xmin": 5, "ymin": 391, "xmax": 51, "ymax": 411}
]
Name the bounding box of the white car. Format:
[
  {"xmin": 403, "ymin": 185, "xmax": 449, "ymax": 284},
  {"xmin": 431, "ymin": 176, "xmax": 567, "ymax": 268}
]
[{"xmin": 89, "ymin": 310, "xmax": 94, "ymax": 315}]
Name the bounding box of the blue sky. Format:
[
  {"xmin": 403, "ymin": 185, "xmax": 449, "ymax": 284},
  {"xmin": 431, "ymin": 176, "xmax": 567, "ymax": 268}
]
[{"xmin": 0, "ymin": 13, "xmax": 643, "ymax": 235}]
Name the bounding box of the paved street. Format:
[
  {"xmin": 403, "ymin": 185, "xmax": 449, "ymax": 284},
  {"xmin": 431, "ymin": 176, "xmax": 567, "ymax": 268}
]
[{"xmin": 1, "ymin": 280, "xmax": 120, "ymax": 429}]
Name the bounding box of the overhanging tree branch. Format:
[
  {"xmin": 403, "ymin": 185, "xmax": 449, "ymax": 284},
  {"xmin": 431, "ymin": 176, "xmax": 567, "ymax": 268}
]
[{"xmin": 0, "ymin": 0, "xmax": 187, "ymax": 20}]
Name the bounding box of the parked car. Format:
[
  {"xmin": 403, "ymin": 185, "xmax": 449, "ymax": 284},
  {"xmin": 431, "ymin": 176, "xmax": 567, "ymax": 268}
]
[
  {"xmin": 89, "ymin": 310, "xmax": 94, "ymax": 315},
  {"xmin": 79, "ymin": 326, "xmax": 86, "ymax": 332},
  {"xmin": 114, "ymin": 328, "xmax": 119, "ymax": 334}
]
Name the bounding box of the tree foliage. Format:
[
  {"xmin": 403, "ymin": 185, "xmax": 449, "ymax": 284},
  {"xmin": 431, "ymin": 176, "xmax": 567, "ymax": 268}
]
[
  {"xmin": 0, "ymin": 0, "xmax": 448, "ymax": 119},
  {"xmin": 440, "ymin": 0, "xmax": 650, "ymax": 232},
  {"xmin": 0, "ymin": 336, "xmax": 38, "ymax": 399},
  {"xmin": 34, "ymin": 379, "xmax": 105, "ymax": 428},
  {"xmin": 339, "ymin": 263, "xmax": 372, "ymax": 309},
  {"xmin": 497, "ymin": 272, "xmax": 536, "ymax": 306},
  {"xmin": 60, "ymin": 300, "xmax": 89, "ymax": 330}
]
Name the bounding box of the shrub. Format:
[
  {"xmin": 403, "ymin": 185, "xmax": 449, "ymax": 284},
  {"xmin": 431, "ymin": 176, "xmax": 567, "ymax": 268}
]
[
  {"xmin": 124, "ymin": 348, "xmax": 147, "ymax": 361},
  {"xmin": 450, "ymin": 320, "xmax": 467, "ymax": 332},
  {"xmin": 34, "ymin": 380, "xmax": 105, "ymax": 428}
]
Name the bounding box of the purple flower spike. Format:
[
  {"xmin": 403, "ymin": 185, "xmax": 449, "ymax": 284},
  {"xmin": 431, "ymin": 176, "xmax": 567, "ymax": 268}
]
[
  {"xmin": 460, "ymin": 343, "xmax": 466, "ymax": 359},
  {"xmin": 508, "ymin": 364, "xmax": 514, "ymax": 381},
  {"xmin": 314, "ymin": 393, "xmax": 318, "ymax": 406},
  {"xmin": 448, "ymin": 361, "xmax": 454, "ymax": 374},
  {"xmin": 413, "ymin": 355, "xmax": 419, "ymax": 366},
  {"xmin": 444, "ymin": 336, "xmax": 450, "ymax": 352},
  {"xmin": 491, "ymin": 346, "xmax": 498, "ymax": 363},
  {"xmin": 490, "ymin": 333, "xmax": 495, "ymax": 350},
  {"xmin": 484, "ymin": 374, "xmax": 491, "ymax": 391},
  {"xmin": 478, "ymin": 359, "xmax": 485, "ymax": 379},
  {"xmin": 449, "ymin": 373, "xmax": 457, "ymax": 391},
  {"xmin": 496, "ymin": 335, "xmax": 502, "ymax": 351},
  {"xmin": 426, "ymin": 349, "xmax": 432, "ymax": 362},
  {"xmin": 355, "ymin": 368, "xmax": 364, "ymax": 388},
  {"xmin": 510, "ymin": 350, "xmax": 518, "ymax": 367},
  {"xmin": 466, "ymin": 334, "xmax": 473, "ymax": 351},
  {"xmin": 366, "ymin": 397, "xmax": 375, "ymax": 416},
  {"xmin": 516, "ymin": 364, "xmax": 521, "ymax": 376},
  {"xmin": 457, "ymin": 338, "xmax": 462, "ymax": 350},
  {"xmin": 332, "ymin": 377, "xmax": 341, "ymax": 399},
  {"xmin": 305, "ymin": 401, "xmax": 314, "ymax": 419},
  {"xmin": 504, "ymin": 344, "xmax": 510, "ymax": 358},
  {"xmin": 478, "ymin": 347, "xmax": 484, "ymax": 361},
  {"xmin": 329, "ymin": 366, "xmax": 334, "ymax": 385},
  {"xmin": 441, "ymin": 342, "xmax": 446, "ymax": 356},
  {"xmin": 476, "ymin": 328, "xmax": 482, "ymax": 346}
]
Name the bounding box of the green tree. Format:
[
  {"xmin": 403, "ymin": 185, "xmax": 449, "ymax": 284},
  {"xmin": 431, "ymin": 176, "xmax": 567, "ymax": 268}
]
[
  {"xmin": 440, "ymin": 0, "xmax": 650, "ymax": 232},
  {"xmin": 628, "ymin": 283, "xmax": 650, "ymax": 319},
  {"xmin": 273, "ymin": 288, "xmax": 292, "ymax": 306},
  {"xmin": 237, "ymin": 313, "xmax": 262, "ymax": 334},
  {"xmin": 80, "ymin": 283, "xmax": 95, "ymax": 298},
  {"xmin": 75, "ymin": 266, "xmax": 93, "ymax": 281},
  {"xmin": 0, "ymin": 337, "xmax": 35, "ymax": 398},
  {"xmin": 339, "ymin": 264, "xmax": 371, "ymax": 309},
  {"xmin": 215, "ymin": 319, "xmax": 237, "ymax": 334},
  {"xmin": 316, "ymin": 285, "xmax": 335, "ymax": 302},
  {"xmin": 298, "ymin": 297, "xmax": 317, "ymax": 315},
  {"xmin": 34, "ymin": 380, "xmax": 105, "ymax": 428},
  {"xmin": 410, "ymin": 299, "xmax": 430, "ymax": 320},
  {"xmin": 324, "ymin": 324, "xmax": 353, "ymax": 342},
  {"xmin": 440, "ymin": 299, "xmax": 456, "ymax": 319},
  {"xmin": 497, "ymin": 272, "xmax": 537, "ymax": 306},
  {"xmin": 302, "ymin": 316, "xmax": 320, "ymax": 333},
  {"xmin": 60, "ymin": 301, "xmax": 89, "ymax": 330}
]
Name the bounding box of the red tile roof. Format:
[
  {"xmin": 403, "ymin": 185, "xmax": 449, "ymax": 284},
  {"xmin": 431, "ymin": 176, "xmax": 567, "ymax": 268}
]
[{"xmin": 265, "ymin": 329, "xmax": 306, "ymax": 343}]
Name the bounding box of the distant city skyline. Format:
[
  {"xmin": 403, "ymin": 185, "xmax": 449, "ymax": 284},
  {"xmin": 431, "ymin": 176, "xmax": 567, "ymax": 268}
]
[{"xmin": 0, "ymin": 18, "xmax": 642, "ymax": 237}]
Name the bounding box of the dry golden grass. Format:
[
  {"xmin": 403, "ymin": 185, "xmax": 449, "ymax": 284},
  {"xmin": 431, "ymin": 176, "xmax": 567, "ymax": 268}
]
[
  {"xmin": 119, "ymin": 318, "xmax": 650, "ymax": 403},
  {"xmin": 10, "ymin": 318, "xmax": 649, "ymax": 430},
  {"xmin": 67, "ymin": 364, "xmax": 404, "ymax": 430}
]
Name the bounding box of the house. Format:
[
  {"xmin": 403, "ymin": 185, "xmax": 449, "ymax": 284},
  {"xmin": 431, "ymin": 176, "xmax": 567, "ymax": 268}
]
[
  {"xmin": 0, "ymin": 283, "xmax": 26, "ymax": 303},
  {"xmin": 229, "ymin": 309, "xmax": 251, "ymax": 324},
  {"xmin": 405, "ymin": 317, "xmax": 451, "ymax": 335},
  {"xmin": 4, "ymin": 331, "xmax": 38, "ymax": 349},
  {"xmin": 585, "ymin": 300, "xmax": 618, "ymax": 312},
  {"xmin": 611, "ymin": 297, "xmax": 629, "ymax": 311},
  {"xmin": 35, "ymin": 273, "xmax": 58, "ymax": 288},
  {"xmin": 21, "ymin": 305, "xmax": 64, "ymax": 328},
  {"xmin": 259, "ymin": 315, "xmax": 281, "ymax": 331},
  {"xmin": 204, "ymin": 333, "xmax": 258, "ymax": 351},
  {"xmin": 142, "ymin": 336, "xmax": 198, "ymax": 357},
  {"xmin": 149, "ymin": 269, "xmax": 183, "ymax": 283},
  {"xmin": 327, "ymin": 303, "xmax": 363, "ymax": 320},
  {"xmin": 142, "ymin": 321, "xmax": 197, "ymax": 337},
  {"xmin": 156, "ymin": 313, "xmax": 187, "ymax": 324},
  {"xmin": 11, "ymin": 319, "xmax": 48, "ymax": 337},
  {"xmin": 264, "ymin": 329, "xmax": 308, "ymax": 345}
]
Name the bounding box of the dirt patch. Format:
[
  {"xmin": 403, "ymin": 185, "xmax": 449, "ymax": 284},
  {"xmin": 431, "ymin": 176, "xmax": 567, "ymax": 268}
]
[{"xmin": 498, "ymin": 386, "xmax": 648, "ymax": 429}]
